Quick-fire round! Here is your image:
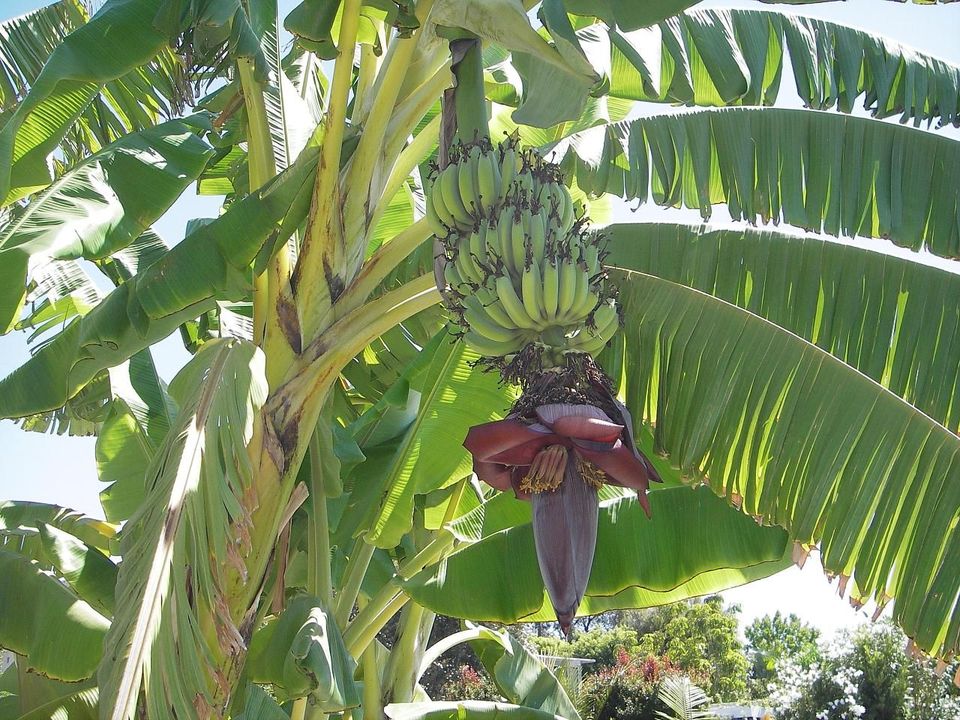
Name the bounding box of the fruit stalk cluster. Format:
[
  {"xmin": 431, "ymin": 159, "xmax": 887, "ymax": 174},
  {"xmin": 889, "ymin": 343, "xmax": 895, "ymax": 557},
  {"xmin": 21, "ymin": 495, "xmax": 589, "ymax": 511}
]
[{"xmin": 428, "ymin": 135, "xmax": 620, "ymax": 369}]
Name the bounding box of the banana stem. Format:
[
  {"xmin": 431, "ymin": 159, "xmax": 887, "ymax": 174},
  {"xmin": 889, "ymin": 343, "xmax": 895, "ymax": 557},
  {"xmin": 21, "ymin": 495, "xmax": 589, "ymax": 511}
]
[
  {"xmin": 343, "ymin": 532, "xmax": 454, "ymax": 657},
  {"xmin": 336, "ymin": 219, "xmax": 432, "ymax": 316},
  {"xmin": 342, "ymin": 0, "xmax": 436, "ymax": 263},
  {"xmin": 334, "ymin": 537, "xmax": 377, "ymax": 626},
  {"xmin": 441, "ymin": 477, "xmax": 468, "ymax": 526},
  {"xmin": 294, "ymin": 273, "xmax": 439, "ymax": 377},
  {"xmin": 307, "ymin": 428, "xmax": 333, "ymax": 607},
  {"xmin": 384, "ymin": 602, "xmax": 426, "ymax": 703},
  {"xmin": 237, "ymin": 57, "xmax": 295, "ymax": 386},
  {"xmin": 345, "ymin": 585, "xmax": 408, "ymax": 657},
  {"xmin": 382, "ymin": 63, "xmax": 451, "ymax": 161},
  {"xmin": 296, "ymin": 0, "xmax": 362, "ymax": 341},
  {"xmin": 237, "ymin": 58, "xmax": 279, "ymax": 348},
  {"xmin": 353, "ymin": 43, "xmax": 378, "ymax": 122},
  {"xmin": 360, "ymin": 597, "xmax": 384, "ymax": 720},
  {"xmin": 416, "ymin": 627, "xmax": 493, "ymax": 684},
  {"xmin": 291, "ymin": 698, "xmax": 308, "ymax": 720},
  {"xmin": 451, "ymin": 38, "xmax": 488, "ymax": 144},
  {"xmin": 380, "ymin": 113, "xmax": 442, "ymax": 210}
]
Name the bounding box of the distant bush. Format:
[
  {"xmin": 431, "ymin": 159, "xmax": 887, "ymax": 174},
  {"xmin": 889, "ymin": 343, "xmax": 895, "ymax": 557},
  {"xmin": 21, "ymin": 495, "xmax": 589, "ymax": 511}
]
[
  {"xmin": 577, "ymin": 650, "xmax": 706, "ymax": 720},
  {"xmin": 436, "ymin": 665, "xmax": 501, "ymax": 702},
  {"xmin": 769, "ymin": 622, "xmax": 960, "ymax": 720},
  {"xmin": 528, "ymin": 626, "xmax": 640, "ymax": 669}
]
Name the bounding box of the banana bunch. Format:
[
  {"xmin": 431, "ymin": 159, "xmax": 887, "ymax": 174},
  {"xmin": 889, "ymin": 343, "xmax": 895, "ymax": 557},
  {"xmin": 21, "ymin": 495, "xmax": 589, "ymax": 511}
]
[
  {"xmin": 432, "ymin": 138, "xmax": 619, "ymax": 366},
  {"xmin": 426, "ymin": 137, "xmax": 575, "ymax": 237},
  {"xmin": 441, "ymin": 209, "xmax": 618, "ymax": 363}
]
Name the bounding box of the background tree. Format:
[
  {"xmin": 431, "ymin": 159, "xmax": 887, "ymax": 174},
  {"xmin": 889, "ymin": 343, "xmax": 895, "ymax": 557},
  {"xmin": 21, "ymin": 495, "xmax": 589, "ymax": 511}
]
[
  {"xmin": 744, "ymin": 612, "xmax": 821, "ymax": 698},
  {"xmin": 770, "ymin": 623, "xmax": 960, "ymax": 720},
  {"xmin": 626, "ymin": 598, "xmax": 748, "ymax": 702}
]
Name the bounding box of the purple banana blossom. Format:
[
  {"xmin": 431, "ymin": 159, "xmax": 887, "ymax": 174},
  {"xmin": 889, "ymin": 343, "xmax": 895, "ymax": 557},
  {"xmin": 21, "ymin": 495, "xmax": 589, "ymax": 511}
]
[{"xmin": 463, "ymin": 403, "xmax": 661, "ymax": 634}]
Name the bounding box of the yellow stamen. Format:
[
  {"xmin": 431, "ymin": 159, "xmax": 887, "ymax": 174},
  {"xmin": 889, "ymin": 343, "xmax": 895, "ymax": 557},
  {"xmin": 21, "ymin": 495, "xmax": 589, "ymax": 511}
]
[
  {"xmin": 575, "ymin": 454, "xmax": 606, "ymax": 490},
  {"xmin": 520, "ymin": 445, "xmax": 567, "ymax": 493}
]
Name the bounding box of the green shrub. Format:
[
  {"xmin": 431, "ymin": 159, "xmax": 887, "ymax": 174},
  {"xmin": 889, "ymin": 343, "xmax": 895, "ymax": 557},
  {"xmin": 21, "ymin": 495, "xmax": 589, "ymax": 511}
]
[
  {"xmin": 437, "ymin": 664, "xmax": 501, "ymax": 702},
  {"xmin": 528, "ymin": 626, "xmax": 640, "ymax": 669},
  {"xmin": 578, "ymin": 651, "xmax": 695, "ymax": 720}
]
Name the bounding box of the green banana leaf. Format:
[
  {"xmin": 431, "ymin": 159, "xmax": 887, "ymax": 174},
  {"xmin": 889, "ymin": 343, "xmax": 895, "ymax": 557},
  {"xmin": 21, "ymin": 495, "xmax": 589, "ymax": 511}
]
[
  {"xmin": 98, "ymin": 339, "xmax": 268, "ymax": 720},
  {"xmin": 234, "ymin": 684, "xmax": 289, "ymax": 720},
  {"xmin": 561, "ymin": 0, "xmax": 952, "ymax": 33},
  {"xmin": 403, "ymin": 487, "xmax": 791, "ymax": 623},
  {"xmin": 0, "ymin": 501, "xmax": 116, "ymax": 553},
  {"xmin": 385, "ymin": 701, "xmax": 574, "ymax": 720},
  {"xmin": 473, "ymin": 630, "xmax": 581, "ymax": 720},
  {"xmin": 0, "ymin": 147, "xmax": 318, "ymax": 420},
  {"xmin": 605, "ymin": 7, "xmax": 960, "ymax": 125},
  {"xmin": 0, "ymin": 0, "xmax": 180, "ymax": 202},
  {"xmin": 0, "ymin": 116, "xmax": 214, "ymax": 332},
  {"xmin": 361, "ymin": 332, "xmax": 515, "ymax": 549},
  {"xmin": 247, "ymin": 594, "xmax": 360, "ymax": 709},
  {"xmin": 0, "ymin": 659, "xmax": 98, "ymax": 720},
  {"xmin": 564, "ymin": 0, "xmax": 702, "ymax": 31},
  {"xmin": 0, "ymin": 0, "xmax": 188, "ymax": 173},
  {"xmin": 448, "ymin": 485, "xmax": 634, "ymax": 544},
  {"xmin": 0, "ymin": 550, "xmax": 109, "ymax": 681},
  {"xmin": 614, "ymin": 270, "xmax": 960, "ymax": 661},
  {"xmin": 11, "ymin": 687, "xmax": 99, "ymax": 720},
  {"xmin": 566, "ymin": 107, "xmax": 960, "ymax": 258},
  {"xmin": 605, "ymin": 222, "xmax": 960, "ymax": 433},
  {"xmin": 154, "ymin": 0, "xmax": 272, "ymax": 79},
  {"xmin": 36, "ymin": 522, "xmax": 117, "ymax": 617},
  {"xmin": 95, "ymin": 350, "xmax": 176, "ymax": 521}
]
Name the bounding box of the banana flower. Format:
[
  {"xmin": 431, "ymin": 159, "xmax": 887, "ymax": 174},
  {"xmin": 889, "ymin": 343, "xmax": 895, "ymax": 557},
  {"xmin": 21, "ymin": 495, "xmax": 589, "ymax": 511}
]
[{"xmin": 463, "ymin": 401, "xmax": 661, "ymax": 634}]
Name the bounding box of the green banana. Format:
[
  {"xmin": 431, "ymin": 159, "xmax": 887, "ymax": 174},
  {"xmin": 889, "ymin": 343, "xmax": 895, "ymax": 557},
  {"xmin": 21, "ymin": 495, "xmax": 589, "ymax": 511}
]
[
  {"xmin": 499, "ymin": 145, "xmax": 517, "ymax": 202},
  {"xmin": 499, "ymin": 206, "xmax": 516, "ymax": 275},
  {"xmin": 569, "ymin": 285, "xmax": 599, "ymax": 324},
  {"xmin": 440, "ymin": 164, "xmax": 470, "ymax": 226},
  {"xmin": 529, "ymin": 209, "xmax": 546, "ymax": 262},
  {"xmin": 459, "ymin": 145, "xmax": 482, "ymax": 216},
  {"xmin": 542, "ymin": 257, "xmax": 560, "ymax": 320},
  {"xmin": 455, "ymin": 245, "xmax": 481, "ymax": 285},
  {"xmin": 564, "ymin": 266, "xmax": 591, "ymax": 322},
  {"xmin": 557, "ymin": 185, "xmax": 574, "ymax": 231},
  {"xmin": 570, "ymin": 301, "xmax": 619, "ymax": 355},
  {"xmin": 556, "ymin": 258, "xmax": 578, "ymax": 319},
  {"xmin": 444, "ymin": 261, "xmax": 466, "ymax": 292},
  {"xmin": 430, "ymin": 178, "xmax": 457, "ymax": 230},
  {"xmin": 425, "ymin": 189, "xmax": 447, "ymax": 236},
  {"xmin": 464, "ymin": 296, "xmax": 525, "ymax": 343},
  {"xmin": 483, "ymin": 219, "xmax": 502, "ymax": 263},
  {"xmin": 496, "ymin": 275, "xmax": 539, "ymax": 330},
  {"xmin": 511, "ymin": 210, "xmax": 527, "ymax": 274},
  {"xmin": 464, "ymin": 330, "xmax": 523, "ymax": 358},
  {"xmin": 470, "ymin": 226, "xmax": 488, "ymax": 272},
  {"xmin": 476, "ymin": 287, "xmax": 521, "ymax": 329},
  {"xmin": 476, "ymin": 148, "xmax": 499, "ymax": 212},
  {"xmin": 584, "ymin": 244, "xmax": 600, "ymax": 276},
  {"xmin": 521, "ymin": 261, "xmax": 545, "ymax": 326}
]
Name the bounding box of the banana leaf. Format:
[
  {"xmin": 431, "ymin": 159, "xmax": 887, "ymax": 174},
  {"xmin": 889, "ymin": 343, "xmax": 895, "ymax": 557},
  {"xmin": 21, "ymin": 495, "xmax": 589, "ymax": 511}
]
[
  {"xmin": 0, "ymin": 550, "xmax": 109, "ymax": 681},
  {"xmin": 565, "ymin": 107, "xmax": 960, "ymax": 258},
  {"xmin": 404, "ymin": 487, "xmax": 791, "ymax": 623},
  {"xmin": 605, "ymin": 222, "xmax": 960, "ymax": 434},
  {"xmin": 0, "ymin": 147, "xmax": 317, "ymax": 420},
  {"xmin": 614, "ymin": 270, "xmax": 960, "ymax": 661},
  {"xmin": 98, "ymin": 339, "xmax": 268, "ymax": 720},
  {"xmin": 605, "ymin": 7, "xmax": 960, "ymax": 126},
  {"xmin": 0, "ymin": 0, "xmax": 180, "ymax": 202},
  {"xmin": 0, "ymin": 117, "xmax": 214, "ymax": 332}
]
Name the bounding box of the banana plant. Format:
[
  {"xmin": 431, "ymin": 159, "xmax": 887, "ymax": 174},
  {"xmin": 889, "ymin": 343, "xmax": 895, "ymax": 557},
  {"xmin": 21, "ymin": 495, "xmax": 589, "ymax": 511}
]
[{"xmin": 1, "ymin": 0, "xmax": 960, "ymax": 718}]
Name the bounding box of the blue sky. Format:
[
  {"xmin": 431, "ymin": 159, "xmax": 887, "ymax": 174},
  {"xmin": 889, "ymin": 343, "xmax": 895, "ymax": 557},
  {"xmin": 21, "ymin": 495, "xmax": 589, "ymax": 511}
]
[{"xmin": 1, "ymin": 0, "xmax": 958, "ymax": 639}]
